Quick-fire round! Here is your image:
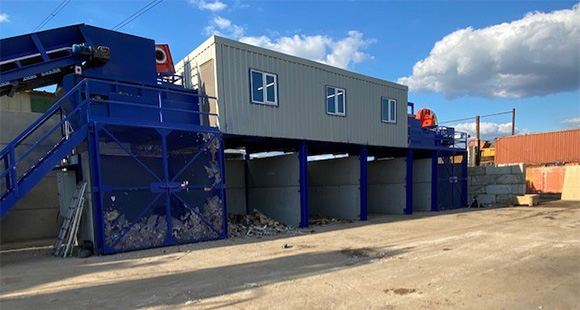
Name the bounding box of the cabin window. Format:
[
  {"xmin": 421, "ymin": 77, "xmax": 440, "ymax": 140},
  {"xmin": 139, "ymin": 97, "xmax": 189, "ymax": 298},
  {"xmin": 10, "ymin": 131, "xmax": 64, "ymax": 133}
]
[
  {"xmin": 326, "ymin": 86, "xmax": 346, "ymax": 116},
  {"xmin": 381, "ymin": 97, "xmax": 397, "ymax": 123},
  {"xmin": 250, "ymin": 69, "xmax": 278, "ymax": 105}
]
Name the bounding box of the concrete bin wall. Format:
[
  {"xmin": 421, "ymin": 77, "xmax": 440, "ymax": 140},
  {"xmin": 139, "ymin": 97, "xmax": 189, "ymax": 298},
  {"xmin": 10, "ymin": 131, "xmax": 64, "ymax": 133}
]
[
  {"xmin": 247, "ymin": 154, "xmax": 301, "ymax": 226},
  {"xmin": 413, "ymin": 158, "xmax": 432, "ymax": 212},
  {"xmin": 308, "ymin": 156, "xmax": 360, "ymax": 220},
  {"xmin": 225, "ymin": 160, "xmax": 246, "ymax": 215},
  {"xmin": 368, "ymin": 158, "xmax": 406, "ymax": 214},
  {"xmin": 1, "ymin": 111, "xmax": 61, "ymax": 245}
]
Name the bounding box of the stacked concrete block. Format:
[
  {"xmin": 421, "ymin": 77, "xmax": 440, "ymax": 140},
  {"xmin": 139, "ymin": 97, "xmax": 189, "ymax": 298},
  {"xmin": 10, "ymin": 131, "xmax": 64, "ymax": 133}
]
[
  {"xmin": 225, "ymin": 160, "xmax": 246, "ymax": 215},
  {"xmin": 368, "ymin": 158, "xmax": 406, "ymax": 214},
  {"xmin": 308, "ymin": 156, "xmax": 360, "ymax": 220},
  {"xmin": 247, "ymin": 154, "xmax": 301, "ymax": 227},
  {"xmin": 468, "ymin": 164, "xmax": 526, "ymax": 206}
]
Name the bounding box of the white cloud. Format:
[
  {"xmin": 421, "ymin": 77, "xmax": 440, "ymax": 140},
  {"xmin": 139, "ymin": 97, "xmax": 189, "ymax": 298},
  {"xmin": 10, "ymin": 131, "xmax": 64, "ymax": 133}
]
[
  {"xmin": 204, "ymin": 16, "xmax": 244, "ymax": 39},
  {"xmin": 562, "ymin": 117, "xmax": 580, "ymax": 128},
  {"xmin": 204, "ymin": 17, "xmax": 375, "ymax": 70},
  {"xmin": 190, "ymin": 0, "xmax": 227, "ymax": 12},
  {"xmin": 0, "ymin": 13, "xmax": 9, "ymax": 23},
  {"xmin": 398, "ymin": 5, "xmax": 580, "ymax": 98},
  {"xmin": 453, "ymin": 121, "xmax": 527, "ymax": 139},
  {"xmin": 240, "ymin": 31, "xmax": 375, "ymax": 69}
]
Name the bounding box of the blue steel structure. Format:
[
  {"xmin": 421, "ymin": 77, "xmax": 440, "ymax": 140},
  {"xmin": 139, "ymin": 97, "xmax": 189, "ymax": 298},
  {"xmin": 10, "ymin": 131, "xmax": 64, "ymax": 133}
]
[
  {"xmin": 407, "ymin": 115, "xmax": 469, "ymax": 214},
  {"xmin": 0, "ymin": 25, "xmax": 227, "ymax": 254}
]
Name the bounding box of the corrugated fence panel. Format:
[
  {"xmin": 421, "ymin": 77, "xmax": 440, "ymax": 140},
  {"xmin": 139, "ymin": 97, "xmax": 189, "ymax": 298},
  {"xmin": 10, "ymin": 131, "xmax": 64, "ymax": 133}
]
[{"xmin": 496, "ymin": 129, "xmax": 580, "ymax": 165}]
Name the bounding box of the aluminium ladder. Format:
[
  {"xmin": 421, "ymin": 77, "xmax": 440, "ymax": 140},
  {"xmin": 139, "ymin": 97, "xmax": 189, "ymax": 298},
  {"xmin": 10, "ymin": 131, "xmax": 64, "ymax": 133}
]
[{"xmin": 53, "ymin": 181, "xmax": 87, "ymax": 257}]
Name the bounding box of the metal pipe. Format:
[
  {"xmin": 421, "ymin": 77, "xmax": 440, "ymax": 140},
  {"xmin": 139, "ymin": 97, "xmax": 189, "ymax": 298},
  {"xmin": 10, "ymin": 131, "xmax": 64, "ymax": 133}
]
[
  {"xmin": 512, "ymin": 108, "xmax": 516, "ymax": 135},
  {"xmin": 475, "ymin": 115, "xmax": 480, "ymax": 166}
]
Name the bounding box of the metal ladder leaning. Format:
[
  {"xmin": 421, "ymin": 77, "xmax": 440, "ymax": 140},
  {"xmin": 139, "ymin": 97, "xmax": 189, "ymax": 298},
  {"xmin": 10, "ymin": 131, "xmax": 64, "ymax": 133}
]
[{"xmin": 53, "ymin": 181, "xmax": 88, "ymax": 257}]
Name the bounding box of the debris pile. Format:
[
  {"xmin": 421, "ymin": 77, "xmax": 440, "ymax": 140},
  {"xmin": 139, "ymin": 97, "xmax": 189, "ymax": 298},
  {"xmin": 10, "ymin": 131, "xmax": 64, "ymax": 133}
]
[
  {"xmin": 309, "ymin": 214, "xmax": 353, "ymax": 226},
  {"xmin": 228, "ymin": 209, "xmax": 290, "ymax": 237},
  {"xmin": 105, "ymin": 194, "xmax": 224, "ymax": 250}
]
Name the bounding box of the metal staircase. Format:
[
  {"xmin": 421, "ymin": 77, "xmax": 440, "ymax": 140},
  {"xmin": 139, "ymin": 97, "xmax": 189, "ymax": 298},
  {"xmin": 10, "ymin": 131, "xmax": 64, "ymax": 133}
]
[{"xmin": 0, "ymin": 80, "xmax": 90, "ymax": 216}]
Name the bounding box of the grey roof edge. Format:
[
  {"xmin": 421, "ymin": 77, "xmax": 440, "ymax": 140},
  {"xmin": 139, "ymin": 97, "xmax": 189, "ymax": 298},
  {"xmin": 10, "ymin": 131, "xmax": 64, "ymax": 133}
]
[{"xmin": 210, "ymin": 35, "xmax": 408, "ymax": 91}]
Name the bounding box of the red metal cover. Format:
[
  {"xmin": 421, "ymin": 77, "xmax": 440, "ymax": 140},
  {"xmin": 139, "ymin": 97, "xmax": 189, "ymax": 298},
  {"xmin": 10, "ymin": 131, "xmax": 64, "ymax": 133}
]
[
  {"xmin": 495, "ymin": 129, "xmax": 580, "ymax": 165},
  {"xmin": 155, "ymin": 44, "xmax": 175, "ymax": 74}
]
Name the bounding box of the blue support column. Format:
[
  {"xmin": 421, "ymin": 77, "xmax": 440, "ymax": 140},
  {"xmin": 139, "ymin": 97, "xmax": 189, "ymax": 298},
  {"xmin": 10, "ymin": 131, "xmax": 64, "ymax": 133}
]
[
  {"xmin": 159, "ymin": 128, "xmax": 174, "ymax": 245},
  {"xmin": 219, "ymin": 139, "xmax": 228, "ymax": 238},
  {"xmin": 88, "ymin": 123, "xmax": 105, "ymax": 254},
  {"xmin": 298, "ymin": 142, "xmax": 309, "ymax": 228},
  {"xmin": 359, "ymin": 146, "xmax": 368, "ymax": 221},
  {"xmin": 405, "ymin": 149, "xmax": 413, "ymax": 215},
  {"xmin": 431, "ymin": 150, "xmax": 439, "ymax": 212},
  {"xmin": 461, "ymin": 151, "xmax": 468, "ymax": 207}
]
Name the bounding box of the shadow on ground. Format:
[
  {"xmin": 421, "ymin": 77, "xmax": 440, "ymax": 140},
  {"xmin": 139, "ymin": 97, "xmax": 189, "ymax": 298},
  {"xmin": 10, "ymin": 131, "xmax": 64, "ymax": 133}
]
[{"xmin": 0, "ymin": 245, "xmax": 413, "ymax": 310}]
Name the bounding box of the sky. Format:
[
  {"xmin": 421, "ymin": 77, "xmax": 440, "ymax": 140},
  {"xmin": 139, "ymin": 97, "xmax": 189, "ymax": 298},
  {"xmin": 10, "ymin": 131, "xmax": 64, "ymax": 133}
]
[{"xmin": 0, "ymin": 0, "xmax": 579, "ymax": 140}]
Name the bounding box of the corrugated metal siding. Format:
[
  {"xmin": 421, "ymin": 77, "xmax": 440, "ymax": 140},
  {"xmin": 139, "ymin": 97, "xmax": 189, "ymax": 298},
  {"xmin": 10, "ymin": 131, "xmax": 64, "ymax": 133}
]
[
  {"xmin": 215, "ymin": 38, "xmax": 408, "ymax": 148},
  {"xmin": 495, "ymin": 129, "xmax": 580, "ymax": 165}
]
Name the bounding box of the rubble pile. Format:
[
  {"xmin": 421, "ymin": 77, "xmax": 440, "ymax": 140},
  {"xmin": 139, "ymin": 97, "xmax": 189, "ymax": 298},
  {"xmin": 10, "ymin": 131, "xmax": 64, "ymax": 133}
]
[
  {"xmin": 105, "ymin": 194, "xmax": 225, "ymax": 250},
  {"xmin": 228, "ymin": 209, "xmax": 290, "ymax": 237},
  {"xmin": 309, "ymin": 214, "xmax": 353, "ymax": 226}
]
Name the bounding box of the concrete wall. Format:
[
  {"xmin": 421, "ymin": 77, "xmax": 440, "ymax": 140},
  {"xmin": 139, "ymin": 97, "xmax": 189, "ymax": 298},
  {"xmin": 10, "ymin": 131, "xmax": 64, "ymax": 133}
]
[
  {"xmin": 368, "ymin": 158, "xmax": 406, "ymax": 214},
  {"xmin": 468, "ymin": 164, "xmax": 526, "ymax": 206},
  {"xmin": 308, "ymin": 156, "xmax": 360, "ymax": 220},
  {"xmin": 226, "ymin": 159, "xmax": 246, "ymax": 214},
  {"xmin": 413, "ymin": 158, "xmax": 432, "ymax": 212},
  {"xmin": 247, "ymin": 154, "xmax": 300, "ymax": 226},
  {"xmin": 0, "ymin": 111, "xmax": 61, "ymax": 244}
]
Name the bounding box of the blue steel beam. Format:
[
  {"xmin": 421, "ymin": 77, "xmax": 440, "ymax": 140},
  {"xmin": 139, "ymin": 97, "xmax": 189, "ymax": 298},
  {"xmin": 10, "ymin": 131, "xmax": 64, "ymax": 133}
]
[
  {"xmin": 299, "ymin": 142, "xmax": 309, "ymax": 228},
  {"xmin": 405, "ymin": 149, "xmax": 413, "ymax": 214},
  {"xmin": 359, "ymin": 146, "xmax": 368, "ymax": 221}
]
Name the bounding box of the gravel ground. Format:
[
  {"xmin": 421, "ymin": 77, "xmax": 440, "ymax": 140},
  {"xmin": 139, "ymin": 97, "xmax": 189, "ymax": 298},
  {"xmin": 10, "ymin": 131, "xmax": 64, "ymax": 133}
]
[{"xmin": 1, "ymin": 199, "xmax": 579, "ymax": 309}]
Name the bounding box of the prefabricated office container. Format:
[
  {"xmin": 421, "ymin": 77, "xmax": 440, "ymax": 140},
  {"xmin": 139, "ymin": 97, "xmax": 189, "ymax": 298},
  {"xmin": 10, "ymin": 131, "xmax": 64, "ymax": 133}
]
[{"xmin": 175, "ymin": 36, "xmax": 409, "ymax": 149}]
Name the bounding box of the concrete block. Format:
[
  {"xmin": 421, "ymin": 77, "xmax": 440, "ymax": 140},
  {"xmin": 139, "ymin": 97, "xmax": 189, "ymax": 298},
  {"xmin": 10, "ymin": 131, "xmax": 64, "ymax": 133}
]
[
  {"xmin": 468, "ymin": 185, "xmax": 486, "ymax": 195},
  {"xmin": 412, "ymin": 183, "xmax": 431, "ymax": 212},
  {"xmin": 511, "ymin": 184, "xmax": 526, "ymax": 195},
  {"xmin": 247, "ymin": 154, "xmax": 299, "ymax": 188},
  {"xmin": 487, "ymin": 185, "xmax": 512, "ymax": 194},
  {"xmin": 309, "ymin": 185, "xmax": 359, "ymax": 220},
  {"xmin": 248, "ymin": 187, "xmax": 300, "ymax": 226},
  {"xmin": 515, "ymin": 194, "xmax": 540, "ymax": 206},
  {"xmin": 486, "ymin": 165, "xmax": 512, "ymax": 175},
  {"xmin": 309, "ymin": 156, "xmax": 359, "ymax": 186},
  {"xmin": 368, "ymin": 158, "xmax": 406, "ymax": 185},
  {"xmin": 497, "ymin": 174, "xmax": 524, "ymax": 184},
  {"xmin": 476, "ymin": 194, "xmax": 496, "ymax": 205},
  {"xmin": 511, "ymin": 164, "xmax": 525, "ymax": 175},
  {"xmin": 468, "ymin": 166, "xmax": 486, "ymax": 176},
  {"xmin": 471, "ymin": 175, "xmax": 498, "ymax": 186},
  {"xmin": 368, "ymin": 183, "xmax": 406, "ymax": 214},
  {"xmin": 497, "ymin": 194, "xmax": 515, "ymax": 204}
]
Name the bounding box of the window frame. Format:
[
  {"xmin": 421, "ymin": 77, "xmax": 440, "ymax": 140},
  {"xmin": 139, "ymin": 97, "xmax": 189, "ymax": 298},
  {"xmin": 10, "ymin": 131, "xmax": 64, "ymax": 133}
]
[
  {"xmin": 249, "ymin": 68, "xmax": 279, "ymax": 106},
  {"xmin": 381, "ymin": 97, "xmax": 397, "ymax": 124},
  {"xmin": 325, "ymin": 85, "xmax": 347, "ymax": 117}
]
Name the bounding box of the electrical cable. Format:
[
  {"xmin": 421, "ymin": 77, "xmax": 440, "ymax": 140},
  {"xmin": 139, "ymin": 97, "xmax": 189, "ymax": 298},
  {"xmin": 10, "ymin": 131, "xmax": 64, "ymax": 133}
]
[
  {"xmin": 440, "ymin": 110, "xmax": 513, "ymax": 124},
  {"xmin": 32, "ymin": 0, "xmax": 72, "ymax": 32},
  {"xmin": 112, "ymin": 0, "xmax": 164, "ymax": 31}
]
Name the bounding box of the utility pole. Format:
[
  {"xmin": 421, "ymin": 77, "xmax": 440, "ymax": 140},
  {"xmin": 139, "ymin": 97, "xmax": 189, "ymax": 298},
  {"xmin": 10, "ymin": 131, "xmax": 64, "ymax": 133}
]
[
  {"xmin": 475, "ymin": 115, "xmax": 480, "ymax": 166},
  {"xmin": 511, "ymin": 108, "xmax": 516, "ymax": 135}
]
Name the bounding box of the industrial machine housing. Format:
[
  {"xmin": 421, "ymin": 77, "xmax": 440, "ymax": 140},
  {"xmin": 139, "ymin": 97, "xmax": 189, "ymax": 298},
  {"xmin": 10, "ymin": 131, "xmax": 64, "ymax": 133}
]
[{"xmin": 0, "ymin": 25, "xmax": 468, "ymax": 255}]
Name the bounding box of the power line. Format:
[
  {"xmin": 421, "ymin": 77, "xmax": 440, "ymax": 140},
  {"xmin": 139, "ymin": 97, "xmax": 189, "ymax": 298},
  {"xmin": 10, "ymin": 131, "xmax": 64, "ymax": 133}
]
[
  {"xmin": 32, "ymin": 0, "xmax": 72, "ymax": 32},
  {"xmin": 440, "ymin": 110, "xmax": 513, "ymax": 124},
  {"xmin": 112, "ymin": 0, "xmax": 164, "ymax": 31}
]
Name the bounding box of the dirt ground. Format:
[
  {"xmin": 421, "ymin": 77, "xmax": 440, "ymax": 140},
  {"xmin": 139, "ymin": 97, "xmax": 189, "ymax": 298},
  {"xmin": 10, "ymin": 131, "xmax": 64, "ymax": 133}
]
[{"xmin": 1, "ymin": 200, "xmax": 579, "ymax": 310}]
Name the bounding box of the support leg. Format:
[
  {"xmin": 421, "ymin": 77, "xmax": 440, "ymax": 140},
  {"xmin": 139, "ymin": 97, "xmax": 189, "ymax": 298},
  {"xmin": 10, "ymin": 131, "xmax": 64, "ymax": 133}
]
[
  {"xmin": 360, "ymin": 146, "xmax": 368, "ymax": 221},
  {"xmin": 299, "ymin": 142, "xmax": 309, "ymax": 228},
  {"xmin": 405, "ymin": 149, "xmax": 413, "ymax": 215},
  {"xmin": 431, "ymin": 151, "xmax": 439, "ymax": 212},
  {"xmin": 461, "ymin": 151, "xmax": 468, "ymax": 207}
]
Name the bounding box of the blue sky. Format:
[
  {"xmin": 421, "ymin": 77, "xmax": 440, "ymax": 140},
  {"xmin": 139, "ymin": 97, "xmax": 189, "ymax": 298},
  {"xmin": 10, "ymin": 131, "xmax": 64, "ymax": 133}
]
[{"xmin": 1, "ymin": 0, "xmax": 578, "ymax": 139}]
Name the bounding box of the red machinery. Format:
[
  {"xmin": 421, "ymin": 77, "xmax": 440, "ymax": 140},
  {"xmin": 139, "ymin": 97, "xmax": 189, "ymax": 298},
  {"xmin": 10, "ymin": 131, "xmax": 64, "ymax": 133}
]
[{"xmin": 415, "ymin": 108, "xmax": 438, "ymax": 127}]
